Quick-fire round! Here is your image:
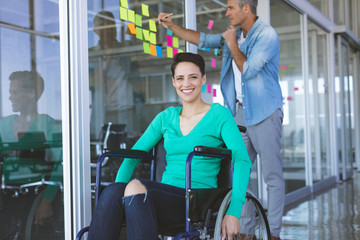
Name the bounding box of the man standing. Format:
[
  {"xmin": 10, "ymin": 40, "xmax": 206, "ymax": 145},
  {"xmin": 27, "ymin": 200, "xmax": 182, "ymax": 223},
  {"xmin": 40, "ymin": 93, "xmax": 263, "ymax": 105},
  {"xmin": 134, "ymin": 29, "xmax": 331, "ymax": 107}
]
[{"xmin": 158, "ymin": 1, "xmax": 284, "ymax": 239}]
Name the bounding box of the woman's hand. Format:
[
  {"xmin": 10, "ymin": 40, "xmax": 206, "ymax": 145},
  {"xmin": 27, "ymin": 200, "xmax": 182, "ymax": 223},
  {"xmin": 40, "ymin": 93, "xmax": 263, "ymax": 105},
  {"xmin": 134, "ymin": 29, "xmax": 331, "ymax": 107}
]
[
  {"xmin": 158, "ymin": 12, "xmax": 174, "ymax": 29},
  {"xmin": 35, "ymin": 198, "xmax": 53, "ymax": 225},
  {"xmin": 221, "ymin": 214, "xmax": 240, "ymax": 240}
]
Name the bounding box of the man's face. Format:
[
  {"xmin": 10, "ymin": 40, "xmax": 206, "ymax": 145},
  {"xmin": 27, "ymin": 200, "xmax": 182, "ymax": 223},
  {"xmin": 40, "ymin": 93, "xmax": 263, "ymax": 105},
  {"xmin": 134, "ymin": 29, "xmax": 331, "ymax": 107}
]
[
  {"xmin": 225, "ymin": 0, "xmax": 246, "ymax": 27},
  {"xmin": 9, "ymin": 79, "xmax": 33, "ymax": 112}
]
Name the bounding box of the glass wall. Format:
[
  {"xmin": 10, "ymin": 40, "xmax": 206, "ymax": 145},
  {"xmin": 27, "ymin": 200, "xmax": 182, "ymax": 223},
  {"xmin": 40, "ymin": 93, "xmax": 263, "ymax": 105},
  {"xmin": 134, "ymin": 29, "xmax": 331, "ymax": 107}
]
[
  {"xmin": 271, "ymin": 0, "xmax": 306, "ymax": 193},
  {"xmin": 307, "ymin": 20, "xmax": 331, "ymax": 182},
  {"xmin": 0, "ymin": 1, "xmax": 63, "ymax": 239},
  {"xmin": 308, "ymin": 0, "xmax": 329, "ymax": 17}
]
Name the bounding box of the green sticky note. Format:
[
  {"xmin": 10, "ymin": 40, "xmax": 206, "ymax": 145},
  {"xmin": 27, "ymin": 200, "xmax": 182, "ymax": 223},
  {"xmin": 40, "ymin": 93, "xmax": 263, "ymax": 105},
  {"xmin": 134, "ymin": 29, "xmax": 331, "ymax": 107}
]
[
  {"xmin": 149, "ymin": 32, "xmax": 157, "ymax": 44},
  {"xmin": 135, "ymin": 14, "xmax": 142, "ymax": 27},
  {"xmin": 128, "ymin": 9, "xmax": 135, "ymax": 23},
  {"xmin": 120, "ymin": 0, "xmax": 128, "ymax": 8},
  {"xmin": 119, "ymin": 7, "xmax": 127, "ymax": 21},
  {"xmin": 142, "ymin": 4, "xmax": 149, "ymax": 17},
  {"xmin": 143, "ymin": 29, "xmax": 150, "ymax": 41},
  {"xmin": 149, "ymin": 19, "xmax": 157, "ymax": 32},
  {"xmin": 167, "ymin": 47, "xmax": 173, "ymax": 58},
  {"xmin": 143, "ymin": 42, "xmax": 151, "ymax": 54},
  {"xmin": 136, "ymin": 27, "xmax": 143, "ymax": 40},
  {"xmin": 173, "ymin": 37, "xmax": 179, "ymax": 48},
  {"xmin": 178, "ymin": 49, "xmax": 184, "ymax": 53}
]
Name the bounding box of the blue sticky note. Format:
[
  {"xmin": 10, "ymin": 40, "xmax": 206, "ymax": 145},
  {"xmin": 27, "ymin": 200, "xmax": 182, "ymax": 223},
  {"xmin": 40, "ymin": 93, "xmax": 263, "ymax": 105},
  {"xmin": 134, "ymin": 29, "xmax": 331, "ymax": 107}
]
[
  {"xmin": 201, "ymin": 85, "xmax": 206, "ymax": 93},
  {"xmin": 167, "ymin": 29, "xmax": 173, "ymax": 36},
  {"xmin": 156, "ymin": 46, "xmax": 162, "ymax": 58}
]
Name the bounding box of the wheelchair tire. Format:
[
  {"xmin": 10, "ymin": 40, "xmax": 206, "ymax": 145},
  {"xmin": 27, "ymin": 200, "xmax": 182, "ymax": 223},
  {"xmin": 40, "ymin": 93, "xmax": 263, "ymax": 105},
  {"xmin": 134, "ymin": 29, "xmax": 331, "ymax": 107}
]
[
  {"xmin": 213, "ymin": 190, "xmax": 271, "ymax": 240},
  {"xmin": 25, "ymin": 189, "xmax": 45, "ymax": 240}
]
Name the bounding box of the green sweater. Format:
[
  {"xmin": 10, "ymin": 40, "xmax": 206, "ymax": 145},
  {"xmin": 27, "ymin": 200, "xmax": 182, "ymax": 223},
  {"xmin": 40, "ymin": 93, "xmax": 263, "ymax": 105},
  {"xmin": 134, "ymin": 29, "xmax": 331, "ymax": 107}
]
[{"xmin": 115, "ymin": 103, "xmax": 252, "ymax": 218}]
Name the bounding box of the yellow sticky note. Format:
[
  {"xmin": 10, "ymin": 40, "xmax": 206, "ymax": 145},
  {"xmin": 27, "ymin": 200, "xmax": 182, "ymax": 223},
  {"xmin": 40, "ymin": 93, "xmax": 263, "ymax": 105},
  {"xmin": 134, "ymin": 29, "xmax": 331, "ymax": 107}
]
[
  {"xmin": 173, "ymin": 37, "xmax": 179, "ymax": 48},
  {"xmin": 120, "ymin": 0, "xmax": 128, "ymax": 8},
  {"xmin": 135, "ymin": 14, "xmax": 142, "ymax": 27},
  {"xmin": 143, "ymin": 29, "xmax": 150, "ymax": 41},
  {"xmin": 127, "ymin": 23, "xmax": 138, "ymax": 35},
  {"xmin": 150, "ymin": 44, "xmax": 157, "ymax": 56},
  {"xmin": 167, "ymin": 47, "xmax": 173, "ymax": 58},
  {"xmin": 142, "ymin": 4, "xmax": 149, "ymax": 17},
  {"xmin": 119, "ymin": 7, "xmax": 127, "ymax": 21},
  {"xmin": 149, "ymin": 32, "xmax": 157, "ymax": 44},
  {"xmin": 128, "ymin": 9, "xmax": 135, "ymax": 23},
  {"xmin": 143, "ymin": 42, "xmax": 151, "ymax": 54},
  {"xmin": 178, "ymin": 49, "xmax": 184, "ymax": 53},
  {"xmin": 136, "ymin": 27, "xmax": 143, "ymax": 40},
  {"xmin": 149, "ymin": 19, "xmax": 157, "ymax": 32}
]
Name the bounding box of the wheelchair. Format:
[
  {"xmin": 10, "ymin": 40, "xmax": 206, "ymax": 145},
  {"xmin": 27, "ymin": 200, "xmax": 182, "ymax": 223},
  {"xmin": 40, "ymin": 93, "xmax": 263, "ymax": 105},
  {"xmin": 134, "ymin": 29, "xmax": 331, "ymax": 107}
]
[
  {"xmin": 0, "ymin": 135, "xmax": 63, "ymax": 240},
  {"xmin": 77, "ymin": 128, "xmax": 271, "ymax": 240}
]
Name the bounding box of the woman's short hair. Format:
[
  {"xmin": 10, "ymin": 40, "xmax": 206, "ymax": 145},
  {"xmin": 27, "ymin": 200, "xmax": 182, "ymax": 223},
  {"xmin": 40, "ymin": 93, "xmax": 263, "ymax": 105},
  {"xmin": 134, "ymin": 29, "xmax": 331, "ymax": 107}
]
[
  {"xmin": 171, "ymin": 53, "xmax": 206, "ymax": 77},
  {"xmin": 9, "ymin": 71, "xmax": 44, "ymax": 100}
]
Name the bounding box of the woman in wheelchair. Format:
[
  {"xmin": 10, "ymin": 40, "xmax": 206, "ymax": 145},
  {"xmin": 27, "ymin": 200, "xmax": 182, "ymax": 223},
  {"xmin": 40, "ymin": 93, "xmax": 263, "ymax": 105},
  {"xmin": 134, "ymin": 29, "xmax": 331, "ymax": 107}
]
[{"xmin": 87, "ymin": 53, "xmax": 252, "ymax": 240}]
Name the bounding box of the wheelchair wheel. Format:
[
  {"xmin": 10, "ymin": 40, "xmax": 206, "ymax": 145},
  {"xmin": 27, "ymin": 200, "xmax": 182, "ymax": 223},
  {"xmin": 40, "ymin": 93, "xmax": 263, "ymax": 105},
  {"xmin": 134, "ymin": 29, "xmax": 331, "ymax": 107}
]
[
  {"xmin": 213, "ymin": 190, "xmax": 271, "ymax": 240},
  {"xmin": 25, "ymin": 189, "xmax": 45, "ymax": 240}
]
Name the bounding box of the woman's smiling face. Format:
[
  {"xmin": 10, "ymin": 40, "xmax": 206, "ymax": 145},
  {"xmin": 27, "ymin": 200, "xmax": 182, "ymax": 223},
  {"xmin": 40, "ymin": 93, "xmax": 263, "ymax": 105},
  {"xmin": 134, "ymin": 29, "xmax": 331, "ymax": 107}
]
[{"xmin": 172, "ymin": 61, "xmax": 206, "ymax": 104}]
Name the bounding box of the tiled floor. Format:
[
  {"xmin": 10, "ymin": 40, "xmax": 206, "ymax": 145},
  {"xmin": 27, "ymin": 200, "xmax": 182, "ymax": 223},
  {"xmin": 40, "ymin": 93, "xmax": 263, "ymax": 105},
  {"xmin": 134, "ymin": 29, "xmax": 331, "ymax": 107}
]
[{"xmin": 280, "ymin": 171, "xmax": 360, "ymax": 240}]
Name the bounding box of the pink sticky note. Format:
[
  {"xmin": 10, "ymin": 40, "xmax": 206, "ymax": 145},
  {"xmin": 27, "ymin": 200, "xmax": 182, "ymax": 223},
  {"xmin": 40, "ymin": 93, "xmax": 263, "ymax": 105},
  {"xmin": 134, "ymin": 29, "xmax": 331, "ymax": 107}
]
[
  {"xmin": 207, "ymin": 20, "xmax": 214, "ymax": 30},
  {"xmin": 207, "ymin": 84, "xmax": 212, "ymax": 93},
  {"xmin": 167, "ymin": 35, "xmax": 173, "ymax": 47},
  {"xmin": 281, "ymin": 65, "xmax": 287, "ymax": 70},
  {"xmin": 213, "ymin": 89, "xmax": 217, "ymax": 97},
  {"xmin": 287, "ymin": 96, "xmax": 292, "ymax": 101},
  {"xmin": 173, "ymin": 48, "xmax": 178, "ymax": 56},
  {"xmin": 294, "ymin": 87, "xmax": 299, "ymax": 91},
  {"xmin": 211, "ymin": 58, "xmax": 216, "ymax": 68}
]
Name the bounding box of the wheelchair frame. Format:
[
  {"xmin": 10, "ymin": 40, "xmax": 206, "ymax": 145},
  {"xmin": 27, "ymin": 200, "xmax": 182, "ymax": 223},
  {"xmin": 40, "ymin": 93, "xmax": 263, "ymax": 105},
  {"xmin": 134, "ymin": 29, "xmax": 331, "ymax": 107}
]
[{"xmin": 77, "ymin": 143, "xmax": 271, "ymax": 240}]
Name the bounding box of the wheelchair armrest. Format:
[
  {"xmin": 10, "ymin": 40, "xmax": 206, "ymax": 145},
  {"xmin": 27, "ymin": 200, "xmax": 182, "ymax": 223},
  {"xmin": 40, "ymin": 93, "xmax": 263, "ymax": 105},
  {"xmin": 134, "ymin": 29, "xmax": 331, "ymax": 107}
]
[
  {"xmin": 193, "ymin": 146, "xmax": 231, "ymax": 159},
  {"xmin": 95, "ymin": 149, "xmax": 155, "ymax": 203}
]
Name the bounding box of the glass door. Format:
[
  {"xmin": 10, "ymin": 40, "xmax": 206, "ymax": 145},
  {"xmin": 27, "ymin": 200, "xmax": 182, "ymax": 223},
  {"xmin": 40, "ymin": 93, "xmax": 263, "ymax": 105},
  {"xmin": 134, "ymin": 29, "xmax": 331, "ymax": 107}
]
[{"xmin": 336, "ymin": 36, "xmax": 353, "ymax": 180}]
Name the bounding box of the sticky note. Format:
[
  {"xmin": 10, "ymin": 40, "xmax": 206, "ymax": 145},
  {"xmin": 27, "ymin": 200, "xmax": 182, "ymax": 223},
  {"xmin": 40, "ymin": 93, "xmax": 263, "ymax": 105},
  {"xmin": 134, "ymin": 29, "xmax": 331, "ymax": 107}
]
[
  {"xmin": 173, "ymin": 37, "xmax": 179, "ymax": 48},
  {"xmin": 120, "ymin": 0, "xmax": 128, "ymax": 8},
  {"xmin": 149, "ymin": 19, "xmax": 157, "ymax": 32},
  {"xmin": 213, "ymin": 89, "xmax": 217, "ymax": 97},
  {"xmin": 173, "ymin": 48, "xmax": 178, "ymax": 56},
  {"xmin": 135, "ymin": 14, "xmax": 142, "ymax": 27},
  {"xmin": 136, "ymin": 27, "xmax": 143, "ymax": 40},
  {"xmin": 167, "ymin": 35, "xmax": 172, "ymax": 47},
  {"xmin": 149, "ymin": 32, "xmax": 157, "ymax": 44},
  {"xmin": 214, "ymin": 48, "xmax": 221, "ymax": 56},
  {"xmin": 211, "ymin": 58, "xmax": 216, "ymax": 68},
  {"xmin": 143, "ymin": 29, "xmax": 150, "ymax": 41},
  {"xmin": 142, "ymin": 4, "xmax": 149, "ymax": 17},
  {"xmin": 167, "ymin": 47, "xmax": 173, "ymax": 58},
  {"xmin": 167, "ymin": 29, "xmax": 173, "ymax": 36},
  {"xmin": 156, "ymin": 46, "xmax": 162, "ymax": 58},
  {"xmin": 201, "ymin": 85, "xmax": 206, "ymax": 93},
  {"xmin": 207, "ymin": 84, "xmax": 212, "ymax": 93},
  {"xmin": 120, "ymin": 7, "xmax": 127, "ymax": 21},
  {"xmin": 143, "ymin": 42, "xmax": 151, "ymax": 54},
  {"xmin": 281, "ymin": 65, "xmax": 287, "ymax": 70},
  {"xmin": 128, "ymin": 9, "xmax": 135, "ymax": 23},
  {"xmin": 127, "ymin": 23, "xmax": 137, "ymax": 34},
  {"xmin": 207, "ymin": 20, "xmax": 214, "ymax": 30},
  {"xmin": 178, "ymin": 49, "xmax": 184, "ymax": 53},
  {"xmin": 150, "ymin": 44, "xmax": 157, "ymax": 56}
]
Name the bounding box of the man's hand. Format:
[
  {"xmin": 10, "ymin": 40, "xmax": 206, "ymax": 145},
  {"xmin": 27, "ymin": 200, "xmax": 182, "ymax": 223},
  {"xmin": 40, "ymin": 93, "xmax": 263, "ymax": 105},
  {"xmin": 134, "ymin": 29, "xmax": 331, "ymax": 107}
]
[
  {"xmin": 222, "ymin": 26, "xmax": 237, "ymax": 48},
  {"xmin": 158, "ymin": 12, "xmax": 174, "ymax": 29},
  {"xmin": 221, "ymin": 214, "xmax": 240, "ymax": 240},
  {"xmin": 35, "ymin": 198, "xmax": 53, "ymax": 225}
]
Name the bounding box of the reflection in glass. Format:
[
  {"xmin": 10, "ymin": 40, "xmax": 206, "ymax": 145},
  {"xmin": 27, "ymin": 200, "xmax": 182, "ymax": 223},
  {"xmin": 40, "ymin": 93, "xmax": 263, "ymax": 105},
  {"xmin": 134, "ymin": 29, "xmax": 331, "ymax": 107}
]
[
  {"xmin": 0, "ymin": 2, "xmax": 63, "ymax": 239},
  {"xmin": 271, "ymin": 0, "xmax": 306, "ymax": 193},
  {"xmin": 307, "ymin": 20, "xmax": 331, "ymax": 182}
]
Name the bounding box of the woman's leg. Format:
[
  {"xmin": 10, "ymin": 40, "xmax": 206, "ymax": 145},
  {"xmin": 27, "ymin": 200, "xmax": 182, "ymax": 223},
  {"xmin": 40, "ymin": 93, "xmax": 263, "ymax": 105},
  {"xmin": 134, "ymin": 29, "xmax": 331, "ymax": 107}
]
[
  {"xmin": 88, "ymin": 182, "xmax": 127, "ymax": 240},
  {"xmin": 123, "ymin": 180, "xmax": 185, "ymax": 240}
]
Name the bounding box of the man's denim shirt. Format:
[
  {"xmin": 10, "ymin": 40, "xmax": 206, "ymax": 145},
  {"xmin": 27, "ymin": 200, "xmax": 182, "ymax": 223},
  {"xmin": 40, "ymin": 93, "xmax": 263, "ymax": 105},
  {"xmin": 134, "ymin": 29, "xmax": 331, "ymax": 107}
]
[{"xmin": 198, "ymin": 18, "xmax": 283, "ymax": 126}]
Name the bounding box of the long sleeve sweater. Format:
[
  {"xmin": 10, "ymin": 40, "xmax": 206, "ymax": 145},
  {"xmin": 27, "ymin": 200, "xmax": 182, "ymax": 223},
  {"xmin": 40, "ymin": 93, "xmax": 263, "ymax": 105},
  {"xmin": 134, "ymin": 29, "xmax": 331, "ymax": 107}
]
[{"xmin": 115, "ymin": 103, "xmax": 252, "ymax": 218}]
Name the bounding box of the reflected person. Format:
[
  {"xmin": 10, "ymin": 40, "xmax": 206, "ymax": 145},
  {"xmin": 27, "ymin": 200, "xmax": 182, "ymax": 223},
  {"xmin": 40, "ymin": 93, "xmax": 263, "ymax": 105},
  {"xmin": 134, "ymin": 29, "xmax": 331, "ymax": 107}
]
[
  {"xmin": 0, "ymin": 71, "xmax": 62, "ymax": 238},
  {"xmin": 89, "ymin": 11, "xmax": 134, "ymax": 139}
]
